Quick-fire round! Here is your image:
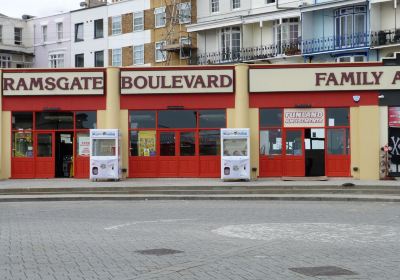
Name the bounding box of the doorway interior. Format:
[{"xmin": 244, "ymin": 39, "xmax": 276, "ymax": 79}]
[
  {"xmin": 55, "ymin": 132, "xmax": 74, "ymax": 178},
  {"xmin": 304, "ymin": 128, "xmax": 325, "ymax": 176}
]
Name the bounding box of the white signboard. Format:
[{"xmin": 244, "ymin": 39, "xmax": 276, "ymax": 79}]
[
  {"xmin": 121, "ymin": 69, "xmax": 234, "ymax": 94},
  {"xmin": 250, "ymin": 66, "xmax": 400, "ymax": 92},
  {"xmin": 284, "ymin": 108, "xmax": 325, "ymax": 128},
  {"xmin": 2, "ymin": 71, "xmax": 104, "ymax": 96}
]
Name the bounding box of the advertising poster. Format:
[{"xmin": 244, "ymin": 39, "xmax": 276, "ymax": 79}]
[
  {"xmin": 284, "ymin": 108, "xmax": 325, "ymax": 128},
  {"xmin": 139, "ymin": 131, "xmax": 156, "ymax": 156},
  {"xmin": 389, "ymin": 107, "xmax": 400, "ymax": 127},
  {"xmin": 78, "ymin": 136, "xmax": 90, "ymax": 156}
]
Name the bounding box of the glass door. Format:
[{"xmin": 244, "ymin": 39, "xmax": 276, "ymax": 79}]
[
  {"xmin": 284, "ymin": 129, "xmax": 305, "ymax": 176},
  {"xmin": 35, "ymin": 132, "xmax": 55, "ymax": 178}
]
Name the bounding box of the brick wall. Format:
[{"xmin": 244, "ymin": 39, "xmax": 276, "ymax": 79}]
[
  {"xmin": 122, "ymin": 46, "xmax": 133, "ymax": 66},
  {"xmin": 122, "ymin": 13, "xmax": 133, "ymax": 34}
]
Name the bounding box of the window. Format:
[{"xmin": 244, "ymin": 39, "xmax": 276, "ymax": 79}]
[
  {"xmin": 178, "ymin": 2, "xmax": 191, "ymax": 24},
  {"xmin": 273, "ymin": 18, "xmax": 299, "ymax": 54},
  {"xmin": 220, "ymin": 26, "xmax": 241, "ymax": 61},
  {"xmin": 232, "ymin": 0, "xmax": 240, "ymax": 9},
  {"xmin": 260, "ymin": 109, "xmax": 282, "ymax": 127},
  {"xmin": 0, "ymin": 25, "xmax": 2, "ymax": 43},
  {"xmin": 266, "ymin": 0, "xmax": 275, "ymax": 3},
  {"xmin": 94, "ymin": 19, "xmax": 103, "ymax": 38},
  {"xmin": 211, "ymin": 0, "xmax": 219, "ymax": 13},
  {"xmin": 133, "ymin": 12, "xmax": 144, "ymax": 31},
  {"xmin": 134, "ymin": 45, "xmax": 144, "ymax": 65},
  {"xmin": 154, "ymin": 7, "xmax": 166, "ymax": 28},
  {"xmin": 56, "ymin": 22, "xmax": 63, "ymax": 41},
  {"xmin": 12, "ymin": 132, "xmax": 33, "ymax": 158},
  {"xmin": 336, "ymin": 55, "xmax": 366, "ymax": 62},
  {"xmin": 112, "ymin": 48, "xmax": 122, "ymax": 66},
  {"xmin": 180, "ymin": 37, "xmax": 191, "ymax": 58},
  {"xmin": 155, "ymin": 41, "xmax": 166, "ymax": 62},
  {"xmin": 158, "ymin": 110, "xmax": 197, "ymax": 128},
  {"xmin": 199, "ymin": 110, "xmax": 226, "ymax": 128},
  {"xmin": 75, "ymin": 53, "xmax": 84, "ymax": 67},
  {"xmin": 14, "ymin": 27, "xmax": 22, "ymax": 45},
  {"xmin": 36, "ymin": 112, "xmax": 74, "ymax": 130},
  {"xmin": 326, "ymin": 108, "xmax": 350, "ymax": 155},
  {"xmin": 41, "ymin": 25, "xmax": 47, "ymax": 43},
  {"xmin": 334, "ymin": 6, "xmax": 367, "ymax": 48},
  {"xmin": 0, "ymin": 54, "xmax": 11, "ymax": 68},
  {"xmin": 48, "ymin": 53, "xmax": 64, "ymax": 68},
  {"xmin": 326, "ymin": 108, "xmax": 349, "ymax": 127},
  {"xmin": 92, "ymin": 139, "xmax": 116, "ymax": 156},
  {"xmin": 199, "ymin": 130, "xmax": 221, "ymax": 155},
  {"xmin": 260, "ymin": 109, "xmax": 283, "ymax": 156},
  {"xmin": 112, "ymin": 16, "xmax": 121, "ymax": 35},
  {"xmin": 75, "ymin": 111, "xmax": 97, "ymax": 129},
  {"xmin": 12, "ymin": 112, "xmax": 33, "ymax": 130},
  {"xmin": 75, "ymin": 23, "xmax": 84, "ymax": 42},
  {"xmin": 94, "ymin": 50, "xmax": 104, "ymax": 67},
  {"xmin": 129, "ymin": 111, "xmax": 156, "ymax": 156}
]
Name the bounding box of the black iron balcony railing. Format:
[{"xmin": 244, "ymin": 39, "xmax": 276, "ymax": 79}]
[
  {"xmin": 370, "ymin": 29, "xmax": 400, "ymax": 47},
  {"xmin": 302, "ymin": 33, "xmax": 370, "ymax": 54},
  {"xmin": 192, "ymin": 41, "xmax": 300, "ymax": 65}
]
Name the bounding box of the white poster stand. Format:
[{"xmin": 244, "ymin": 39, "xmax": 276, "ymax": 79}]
[
  {"xmin": 221, "ymin": 128, "xmax": 250, "ymax": 180},
  {"xmin": 90, "ymin": 129, "xmax": 121, "ymax": 181}
]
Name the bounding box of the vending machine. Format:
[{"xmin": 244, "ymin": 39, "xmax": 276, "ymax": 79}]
[
  {"xmin": 221, "ymin": 128, "xmax": 250, "ymax": 180},
  {"xmin": 90, "ymin": 129, "xmax": 121, "ymax": 181}
]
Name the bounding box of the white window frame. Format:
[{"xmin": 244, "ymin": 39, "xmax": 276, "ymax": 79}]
[
  {"xmin": 336, "ymin": 55, "xmax": 366, "ymax": 63},
  {"xmin": 133, "ymin": 12, "xmax": 144, "ymax": 31},
  {"xmin": 0, "ymin": 54, "xmax": 11, "ymax": 68},
  {"xmin": 112, "ymin": 16, "xmax": 122, "ymax": 35},
  {"xmin": 48, "ymin": 52, "xmax": 65, "ymax": 68},
  {"xmin": 112, "ymin": 48, "xmax": 122, "ymax": 66},
  {"xmin": 220, "ymin": 26, "xmax": 241, "ymax": 61},
  {"xmin": 56, "ymin": 22, "xmax": 63, "ymax": 41},
  {"xmin": 42, "ymin": 25, "xmax": 48, "ymax": 43},
  {"xmin": 14, "ymin": 27, "xmax": 22, "ymax": 45},
  {"xmin": 133, "ymin": 44, "xmax": 144, "ymax": 65},
  {"xmin": 154, "ymin": 7, "xmax": 166, "ymax": 28},
  {"xmin": 179, "ymin": 37, "xmax": 191, "ymax": 59},
  {"xmin": 211, "ymin": 0, "xmax": 220, "ymax": 13},
  {"xmin": 178, "ymin": 3, "xmax": 191, "ymax": 24},
  {"xmin": 232, "ymin": 0, "xmax": 240, "ymax": 10},
  {"xmin": 155, "ymin": 41, "xmax": 166, "ymax": 62}
]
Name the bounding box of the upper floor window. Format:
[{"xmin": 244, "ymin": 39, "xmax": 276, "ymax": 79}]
[
  {"xmin": 180, "ymin": 37, "xmax": 191, "ymax": 59},
  {"xmin": 211, "ymin": 0, "xmax": 220, "ymax": 13},
  {"xmin": 273, "ymin": 18, "xmax": 299, "ymax": 54},
  {"xmin": 41, "ymin": 25, "xmax": 47, "ymax": 43},
  {"xmin": 178, "ymin": 3, "xmax": 191, "ymax": 24},
  {"xmin": 0, "ymin": 25, "xmax": 2, "ymax": 43},
  {"xmin": 266, "ymin": 0, "xmax": 275, "ymax": 4},
  {"xmin": 0, "ymin": 54, "xmax": 11, "ymax": 68},
  {"xmin": 134, "ymin": 12, "xmax": 144, "ymax": 31},
  {"xmin": 155, "ymin": 41, "xmax": 166, "ymax": 62},
  {"xmin": 334, "ymin": 6, "xmax": 367, "ymax": 48},
  {"xmin": 112, "ymin": 16, "xmax": 122, "ymax": 35},
  {"xmin": 94, "ymin": 19, "xmax": 103, "ymax": 38},
  {"xmin": 14, "ymin": 27, "xmax": 22, "ymax": 45},
  {"xmin": 220, "ymin": 26, "xmax": 241, "ymax": 61},
  {"xmin": 155, "ymin": 7, "xmax": 166, "ymax": 28},
  {"xmin": 75, "ymin": 23, "xmax": 84, "ymax": 42},
  {"xmin": 94, "ymin": 50, "xmax": 104, "ymax": 67},
  {"xmin": 232, "ymin": 0, "xmax": 240, "ymax": 9},
  {"xmin": 75, "ymin": 53, "xmax": 84, "ymax": 67},
  {"xmin": 48, "ymin": 53, "xmax": 64, "ymax": 68},
  {"xmin": 134, "ymin": 44, "xmax": 144, "ymax": 65},
  {"xmin": 112, "ymin": 48, "xmax": 122, "ymax": 66},
  {"xmin": 56, "ymin": 22, "xmax": 63, "ymax": 41}
]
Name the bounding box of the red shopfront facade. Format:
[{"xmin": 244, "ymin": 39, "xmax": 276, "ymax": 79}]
[
  {"xmin": 249, "ymin": 64, "xmax": 381, "ymax": 178},
  {"xmin": 3, "ymin": 69, "xmax": 106, "ymax": 179},
  {"xmin": 120, "ymin": 66, "xmax": 235, "ymax": 178}
]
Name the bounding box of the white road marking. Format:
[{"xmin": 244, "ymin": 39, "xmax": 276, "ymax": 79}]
[
  {"xmin": 105, "ymin": 218, "xmax": 195, "ymax": 230},
  {"xmin": 213, "ymin": 223, "xmax": 400, "ymax": 243}
]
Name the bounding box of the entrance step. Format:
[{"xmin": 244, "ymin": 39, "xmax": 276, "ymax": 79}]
[{"xmin": 282, "ymin": 176, "xmax": 328, "ymax": 181}]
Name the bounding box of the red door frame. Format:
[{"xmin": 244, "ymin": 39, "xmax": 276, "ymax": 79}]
[
  {"xmin": 34, "ymin": 131, "xmax": 55, "ymax": 178},
  {"xmin": 283, "ymin": 128, "xmax": 305, "ymax": 177}
]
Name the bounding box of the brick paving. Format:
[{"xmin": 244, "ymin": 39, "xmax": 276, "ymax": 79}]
[{"xmin": 0, "ymin": 201, "xmax": 400, "ymax": 280}]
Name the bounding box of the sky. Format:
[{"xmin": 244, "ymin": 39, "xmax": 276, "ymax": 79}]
[{"xmin": 1, "ymin": 0, "xmax": 85, "ymax": 18}]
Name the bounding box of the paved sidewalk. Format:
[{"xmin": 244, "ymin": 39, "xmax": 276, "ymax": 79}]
[{"xmin": 0, "ymin": 177, "xmax": 399, "ymax": 189}]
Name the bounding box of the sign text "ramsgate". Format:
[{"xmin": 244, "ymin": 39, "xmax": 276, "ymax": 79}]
[{"xmin": 120, "ymin": 69, "xmax": 234, "ymax": 94}]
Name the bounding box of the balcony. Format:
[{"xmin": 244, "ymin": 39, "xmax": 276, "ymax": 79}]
[
  {"xmin": 192, "ymin": 42, "xmax": 301, "ymax": 65},
  {"xmin": 302, "ymin": 33, "xmax": 370, "ymax": 55},
  {"xmin": 370, "ymin": 29, "xmax": 400, "ymax": 48}
]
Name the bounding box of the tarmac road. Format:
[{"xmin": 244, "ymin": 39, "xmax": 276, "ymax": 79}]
[{"xmin": 1, "ymin": 200, "xmax": 400, "ymax": 280}]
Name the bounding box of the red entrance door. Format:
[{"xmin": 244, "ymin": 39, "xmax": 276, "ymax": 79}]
[
  {"xmin": 158, "ymin": 130, "xmax": 198, "ymax": 177},
  {"xmin": 284, "ymin": 129, "xmax": 305, "ymax": 177},
  {"xmin": 35, "ymin": 132, "xmax": 55, "ymax": 178}
]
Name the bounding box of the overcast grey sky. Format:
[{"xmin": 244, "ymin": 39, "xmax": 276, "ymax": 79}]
[{"xmin": 2, "ymin": 0, "xmax": 84, "ymax": 18}]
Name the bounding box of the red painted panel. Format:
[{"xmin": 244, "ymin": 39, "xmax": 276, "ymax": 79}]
[
  {"xmin": 326, "ymin": 155, "xmax": 351, "ymax": 177},
  {"xmin": 129, "ymin": 157, "xmax": 158, "ymax": 178},
  {"xmin": 12, "ymin": 158, "xmax": 35, "ymax": 178},
  {"xmin": 284, "ymin": 156, "xmax": 305, "ymax": 177},
  {"xmin": 178, "ymin": 157, "xmax": 199, "ymax": 177},
  {"xmin": 3, "ymin": 96, "xmax": 106, "ymax": 111},
  {"xmin": 74, "ymin": 157, "xmax": 90, "ymax": 178},
  {"xmin": 250, "ymin": 91, "xmax": 379, "ymax": 108},
  {"xmin": 120, "ymin": 94, "xmax": 234, "ymax": 110},
  {"xmin": 35, "ymin": 158, "xmax": 55, "ymax": 178},
  {"xmin": 199, "ymin": 156, "xmax": 220, "ymax": 178},
  {"xmin": 158, "ymin": 157, "xmax": 179, "ymax": 177},
  {"xmin": 259, "ymin": 156, "xmax": 283, "ymax": 177}
]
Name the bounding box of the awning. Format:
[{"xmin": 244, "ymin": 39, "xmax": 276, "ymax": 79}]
[
  {"xmin": 242, "ymin": 10, "xmax": 300, "ymax": 25},
  {"xmin": 300, "ymin": 0, "xmax": 368, "ymax": 13},
  {"xmin": 187, "ymin": 17, "xmax": 243, "ymax": 32}
]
